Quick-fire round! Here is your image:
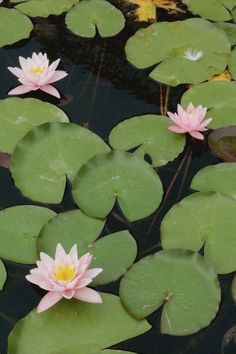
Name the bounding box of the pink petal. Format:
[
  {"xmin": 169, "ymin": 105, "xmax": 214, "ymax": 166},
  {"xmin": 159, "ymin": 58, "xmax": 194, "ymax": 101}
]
[
  {"xmin": 7, "ymin": 66, "xmax": 25, "ymax": 79},
  {"xmin": 74, "ymin": 287, "xmax": 102, "ymax": 303},
  {"xmin": 37, "ymin": 292, "xmax": 63, "ymax": 313},
  {"xmin": 40, "ymin": 252, "xmax": 54, "ymax": 270},
  {"xmin": 55, "ymin": 243, "xmax": 67, "ymax": 260},
  {"xmin": 40, "ymin": 84, "xmax": 60, "ymax": 98},
  {"xmin": 168, "ymin": 125, "xmax": 187, "ymax": 133},
  {"xmin": 167, "ymin": 111, "xmax": 181, "ymax": 125},
  {"xmin": 78, "ymin": 253, "xmax": 93, "ymax": 268},
  {"xmin": 186, "ymin": 102, "xmax": 195, "ymax": 113},
  {"xmin": 63, "ymin": 289, "xmax": 75, "ymax": 299},
  {"xmin": 48, "ymin": 58, "xmax": 60, "ymax": 72},
  {"xmin": 48, "ymin": 70, "xmax": 68, "ymax": 84},
  {"xmin": 198, "ymin": 117, "xmax": 212, "ymax": 129},
  {"xmin": 189, "ymin": 131, "xmax": 204, "ymax": 140},
  {"xmin": 8, "ymin": 85, "xmax": 34, "ymax": 95},
  {"xmin": 69, "ymin": 244, "xmax": 78, "ymax": 262},
  {"xmin": 75, "ymin": 277, "xmax": 92, "ymax": 289},
  {"xmin": 83, "ymin": 268, "xmax": 103, "ymax": 279}
]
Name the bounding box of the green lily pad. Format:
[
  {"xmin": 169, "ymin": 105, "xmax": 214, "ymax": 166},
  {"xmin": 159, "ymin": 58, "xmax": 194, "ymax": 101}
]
[
  {"xmin": 0, "ymin": 205, "xmax": 56, "ymax": 264},
  {"xmin": 15, "ymin": 0, "xmax": 78, "ymax": 17},
  {"xmin": 181, "ymin": 81, "xmax": 236, "ymax": 129},
  {"xmin": 231, "ymin": 275, "xmax": 236, "ymax": 302},
  {"xmin": 109, "ymin": 115, "xmax": 185, "ymax": 167},
  {"xmin": 125, "ymin": 18, "xmax": 230, "ymax": 86},
  {"xmin": 208, "ymin": 127, "xmax": 236, "ymax": 162},
  {"xmin": 0, "ymin": 261, "xmax": 7, "ymax": 290},
  {"xmin": 8, "ymin": 293, "xmax": 151, "ymax": 354},
  {"xmin": 0, "ymin": 98, "xmax": 69, "ymax": 154},
  {"xmin": 37, "ymin": 209, "xmax": 137, "ymax": 285},
  {"xmin": 72, "ymin": 150, "xmax": 163, "ymax": 221},
  {"xmin": 65, "ymin": 0, "xmax": 125, "ymax": 38},
  {"xmin": 120, "ymin": 249, "xmax": 220, "ymax": 335},
  {"xmin": 161, "ymin": 192, "xmax": 236, "ymax": 274},
  {"xmin": 10, "ymin": 122, "xmax": 110, "ymax": 203},
  {"xmin": 0, "ymin": 8, "xmax": 33, "ymax": 47},
  {"xmin": 182, "ymin": 0, "xmax": 236, "ymax": 21},
  {"xmin": 214, "ymin": 22, "xmax": 236, "ymax": 46},
  {"xmin": 191, "ymin": 163, "xmax": 236, "ymax": 197}
]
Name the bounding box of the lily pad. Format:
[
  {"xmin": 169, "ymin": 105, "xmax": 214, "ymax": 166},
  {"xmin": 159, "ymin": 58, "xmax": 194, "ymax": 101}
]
[
  {"xmin": 10, "ymin": 122, "xmax": 110, "ymax": 203},
  {"xmin": 65, "ymin": 0, "xmax": 125, "ymax": 38},
  {"xmin": 228, "ymin": 47, "xmax": 236, "ymax": 80},
  {"xmin": 208, "ymin": 127, "xmax": 236, "ymax": 162},
  {"xmin": 231, "ymin": 275, "xmax": 236, "ymax": 302},
  {"xmin": 191, "ymin": 163, "xmax": 236, "ymax": 197},
  {"xmin": 161, "ymin": 192, "xmax": 236, "ymax": 274},
  {"xmin": 8, "ymin": 293, "xmax": 151, "ymax": 354},
  {"xmin": 120, "ymin": 249, "xmax": 220, "ymax": 335},
  {"xmin": 109, "ymin": 115, "xmax": 185, "ymax": 167},
  {"xmin": 214, "ymin": 22, "xmax": 236, "ymax": 46},
  {"xmin": 0, "ymin": 8, "xmax": 33, "ymax": 47},
  {"xmin": 181, "ymin": 81, "xmax": 236, "ymax": 129},
  {"xmin": 125, "ymin": 18, "xmax": 230, "ymax": 86},
  {"xmin": 38, "ymin": 210, "xmax": 137, "ymax": 285},
  {"xmin": 15, "ymin": 0, "xmax": 78, "ymax": 17},
  {"xmin": 0, "ymin": 205, "xmax": 56, "ymax": 264},
  {"xmin": 0, "ymin": 261, "xmax": 7, "ymax": 290},
  {"xmin": 0, "ymin": 98, "xmax": 69, "ymax": 154},
  {"xmin": 182, "ymin": 0, "xmax": 236, "ymax": 21},
  {"xmin": 72, "ymin": 150, "xmax": 163, "ymax": 221}
]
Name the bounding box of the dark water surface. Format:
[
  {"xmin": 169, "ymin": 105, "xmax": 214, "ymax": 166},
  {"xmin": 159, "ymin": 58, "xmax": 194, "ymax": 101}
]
[{"xmin": 0, "ymin": 8, "xmax": 236, "ymax": 354}]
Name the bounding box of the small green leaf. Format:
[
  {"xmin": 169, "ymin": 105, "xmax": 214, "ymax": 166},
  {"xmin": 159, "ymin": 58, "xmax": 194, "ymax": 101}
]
[
  {"xmin": 72, "ymin": 150, "xmax": 163, "ymax": 221},
  {"xmin": 8, "ymin": 294, "xmax": 151, "ymax": 354},
  {"xmin": 0, "ymin": 260, "xmax": 7, "ymax": 290},
  {"xmin": 15, "ymin": 0, "xmax": 78, "ymax": 17},
  {"xmin": 65, "ymin": 0, "xmax": 125, "ymax": 38},
  {"xmin": 120, "ymin": 249, "xmax": 220, "ymax": 335},
  {"xmin": 182, "ymin": 0, "xmax": 236, "ymax": 21},
  {"xmin": 109, "ymin": 114, "xmax": 185, "ymax": 167}
]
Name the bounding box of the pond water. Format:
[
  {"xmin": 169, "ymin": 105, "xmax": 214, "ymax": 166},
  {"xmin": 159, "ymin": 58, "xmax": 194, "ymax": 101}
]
[{"xmin": 0, "ymin": 2, "xmax": 236, "ymax": 354}]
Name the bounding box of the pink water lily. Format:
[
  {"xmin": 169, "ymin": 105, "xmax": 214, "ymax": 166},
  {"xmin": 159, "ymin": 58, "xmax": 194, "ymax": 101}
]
[
  {"xmin": 26, "ymin": 243, "xmax": 103, "ymax": 313},
  {"xmin": 167, "ymin": 103, "xmax": 212, "ymax": 140},
  {"xmin": 8, "ymin": 52, "xmax": 68, "ymax": 98}
]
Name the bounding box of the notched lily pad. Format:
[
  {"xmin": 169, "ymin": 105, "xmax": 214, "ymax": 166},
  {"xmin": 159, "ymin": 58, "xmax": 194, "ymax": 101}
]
[
  {"xmin": 0, "ymin": 205, "xmax": 56, "ymax": 264},
  {"xmin": 120, "ymin": 249, "xmax": 220, "ymax": 335},
  {"xmin": 0, "ymin": 98, "xmax": 69, "ymax": 154},
  {"xmin": 208, "ymin": 127, "xmax": 236, "ymax": 162},
  {"xmin": 38, "ymin": 209, "xmax": 137, "ymax": 285},
  {"xmin": 72, "ymin": 150, "xmax": 163, "ymax": 221},
  {"xmin": 15, "ymin": 0, "xmax": 78, "ymax": 17},
  {"xmin": 161, "ymin": 192, "xmax": 236, "ymax": 274},
  {"xmin": 8, "ymin": 293, "xmax": 151, "ymax": 354},
  {"xmin": 65, "ymin": 0, "xmax": 125, "ymax": 38},
  {"xmin": 0, "ymin": 8, "xmax": 33, "ymax": 47},
  {"xmin": 109, "ymin": 114, "xmax": 185, "ymax": 167},
  {"xmin": 182, "ymin": 0, "xmax": 236, "ymax": 21},
  {"xmin": 10, "ymin": 122, "xmax": 110, "ymax": 203},
  {"xmin": 125, "ymin": 18, "xmax": 230, "ymax": 86}
]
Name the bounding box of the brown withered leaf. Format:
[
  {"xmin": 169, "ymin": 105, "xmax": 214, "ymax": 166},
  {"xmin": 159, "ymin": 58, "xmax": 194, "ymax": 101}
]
[{"xmin": 0, "ymin": 153, "xmax": 11, "ymax": 169}]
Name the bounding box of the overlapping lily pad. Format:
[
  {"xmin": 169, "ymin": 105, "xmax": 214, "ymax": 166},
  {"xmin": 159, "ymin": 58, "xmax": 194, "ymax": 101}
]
[
  {"xmin": 109, "ymin": 115, "xmax": 185, "ymax": 167},
  {"xmin": 0, "ymin": 8, "xmax": 33, "ymax": 47},
  {"xmin": 0, "ymin": 98, "xmax": 69, "ymax": 154},
  {"xmin": 38, "ymin": 209, "xmax": 137, "ymax": 285},
  {"xmin": 125, "ymin": 18, "xmax": 230, "ymax": 86},
  {"xmin": 0, "ymin": 261, "xmax": 7, "ymax": 290},
  {"xmin": 65, "ymin": 0, "xmax": 125, "ymax": 38},
  {"xmin": 15, "ymin": 0, "xmax": 78, "ymax": 17},
  {"xmin": 0, "ymin": 206, "xmax": 56, "ymax": 264},
  {"xmin": 161, "ymin": 192, "xmax": 236, "ymax": 274},
  {"xmin": 228, "ymin": 47, "xmax": 236, "ymax": 80},
  {"xmin": 10, "ymin": 122, "xmax": 110, "ymax": 203},
  {"xmin": 8, "ymin": 293, "xmax": 151, "ymax": 354},
  {"xmin": 182, "ymin": 0, "xmax": 236, "ymax": 21},
  {"xmin": 72, "ymin": 150, "xmax": 163, "ymax": 221},
  {"xmin": 208, "ymin": 127, "xmax": 236, "ymax": 162},
  {"xmin": 181, "ymin": 81, "xmax": 236, "ymax": 128},
  {"xmin": 120, "ymin": 249, "xmax": 220, "ymax": 335},
  {"xmin": 214, "ymin": 22, "xmax": 236, "ymax": 46}
]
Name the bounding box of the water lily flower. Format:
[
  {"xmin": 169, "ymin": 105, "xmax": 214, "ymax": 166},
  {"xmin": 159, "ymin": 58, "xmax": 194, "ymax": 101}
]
[
  {"xmin": 26, "ymin": 243, "xmax": 103, "ymax": 313},
  {"xmin": 183, "ymin": 49, "xmax": 203, "ymax": 61},
  {"xmin": 167, "ymin": 103, "xmax": 212, "ymax": 140},
  {"xmin": 8, "ymin": 52, "xmax": 68, "ymax": 98}
]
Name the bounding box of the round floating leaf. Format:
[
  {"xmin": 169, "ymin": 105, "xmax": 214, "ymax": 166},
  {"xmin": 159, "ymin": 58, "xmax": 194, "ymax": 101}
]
[
  {"xmin": 161, "ymin": 192, "xmax": 236, "ymax": 274},
  {"xmin": 0, "ymin": 8, "xmax": 33, "ymax": 47},
  {"xmin": 208, "ymin": 127, "xmax": 236, "ymax": 162},
  {"xmin": 214, "ymin": 22, "xmax": 236, "ymax": 46},
  {"xmin": 38, "ymin": 210, "xmax": 137, "ymax": 285},
  {"xmin": 72, "ymin": 150, "xmax": 163, "ymax": 221},
  {"xmin": 0, "ymin": 98, "xmax": 69, "ymax": 154},
  {"xmin": 65, "ymin": 0, "xmax": 125, "ymax": 38},
  {"xmin": 109, "ymin": 115, "xmax": 185, "ymax": 167},
  {"xmin": 11, "ymin": 122, "xmax": 110, "ymax": 203},
  {"xmin": 231, "ymin": 275, "xmax": 236, "ymax": 302},
  {"xmin": 15, "ymin": 0, "xmax": 78, "ymax": 17},
  {"xmin": 0, "ymin": 261, "xmax": 7, "ymax": 290},
  {"xmin": 125, "ymin": 18, "xmax": 230, "ymax": 86},
  {"xmin": 182, "ymin": 0, "xmax": 236, "ymax": 21},
  {"xmin": 181, "ymin": 81, "xmax": 236, "ymax": 129},
  {"xmin": 191, "ymin": 163, "xmax": 236, "ymax": 197},
  {"xmin": 8, "ymin": 293, "xmax": 151, "ymax": 354},
  {"xmin": 0, "ymin": 206, "xmax": 56, "ymax": 264},
  {"xmin": 120, "ymin": 249, "xmax": 220, "ymax": 335}
]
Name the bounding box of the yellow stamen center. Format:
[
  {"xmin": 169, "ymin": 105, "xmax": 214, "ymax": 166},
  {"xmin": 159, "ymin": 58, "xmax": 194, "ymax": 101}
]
[
  {"xmin": 54, "ymin": 265, "xmax": 76, "ymax": 282},
  {"xmin": 31, "ymin": 67, "xmax": 44, "ymax": 74}
]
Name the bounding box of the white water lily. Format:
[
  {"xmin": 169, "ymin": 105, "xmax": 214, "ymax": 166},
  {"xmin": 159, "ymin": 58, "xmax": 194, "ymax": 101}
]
[{"xmin": 183, "ymin": 49, "xmax": 203, "ymax": 61}]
